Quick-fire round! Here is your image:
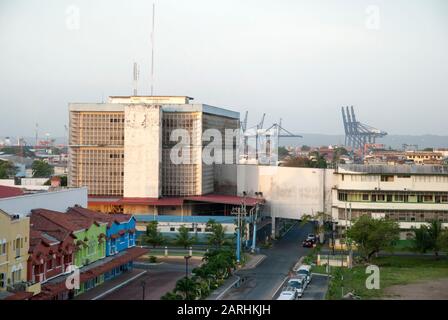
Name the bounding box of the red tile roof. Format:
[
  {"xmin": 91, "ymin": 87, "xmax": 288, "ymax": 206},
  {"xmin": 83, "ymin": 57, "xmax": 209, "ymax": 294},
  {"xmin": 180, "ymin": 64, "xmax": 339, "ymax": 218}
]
[
  {"xmin": 67, "ymin": 206, "xmax": 132, "ymax": 226},
  {"xmin": 0, "ymin": 185, "xmax": 23, "ymax": 199},
  {"xmin": 31, "ymin": 247, "xmax": 148, "ymax": 300}
]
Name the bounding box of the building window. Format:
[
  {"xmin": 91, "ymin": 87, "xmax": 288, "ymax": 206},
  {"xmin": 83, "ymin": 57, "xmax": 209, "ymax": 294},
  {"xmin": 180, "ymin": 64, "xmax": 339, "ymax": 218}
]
[
  {"xmin": 0, "ymin": 273, "xmax": 5, "ymax": 288},
  {"xmin": 380, "ymin": 175, "xmax": 394, "ymax": 182},
  {"xmin": 170, "ymin": 227, "xmax": 175, "ymax": 232},
  {"xmin": 362, "ymin": 194, "xmax": 369, "ymax": 201},
  {"xmin": 338, "ymin": 192, "xmax": 347, "ymax": 201}
]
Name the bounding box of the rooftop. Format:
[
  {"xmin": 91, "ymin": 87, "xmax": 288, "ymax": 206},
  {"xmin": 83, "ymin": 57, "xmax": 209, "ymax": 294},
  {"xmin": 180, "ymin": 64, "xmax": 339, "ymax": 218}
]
[
  {"xmin": 338, "ymin": 164, "xmax": 448, "ymax": 175},
  {"xmin": 0, "ymin": 185, "xmax": 24, "ymax": 199}
]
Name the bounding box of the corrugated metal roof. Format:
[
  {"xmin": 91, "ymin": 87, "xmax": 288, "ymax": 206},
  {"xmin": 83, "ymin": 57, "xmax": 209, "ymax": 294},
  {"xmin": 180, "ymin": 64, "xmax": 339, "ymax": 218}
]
[{"xmin": 338, "ymin": 164, "xmax": 448, "ymax": 175}]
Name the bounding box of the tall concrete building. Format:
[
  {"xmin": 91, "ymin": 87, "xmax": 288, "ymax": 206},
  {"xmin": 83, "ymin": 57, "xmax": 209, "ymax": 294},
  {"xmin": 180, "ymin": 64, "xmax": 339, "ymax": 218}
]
[{"xmin": 68, "ymin": 96, "xmax": 242, "ymax": 214}]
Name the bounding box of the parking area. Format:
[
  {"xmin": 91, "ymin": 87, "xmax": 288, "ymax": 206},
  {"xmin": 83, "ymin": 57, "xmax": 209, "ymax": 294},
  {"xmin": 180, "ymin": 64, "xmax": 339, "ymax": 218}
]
[
  {"xmin": 300, "ymin": 275, "xmax": 329, "ymax": 300},
  {"xmin": 272, "ymin": 273, "xmax": 329, "ymax": 300}
]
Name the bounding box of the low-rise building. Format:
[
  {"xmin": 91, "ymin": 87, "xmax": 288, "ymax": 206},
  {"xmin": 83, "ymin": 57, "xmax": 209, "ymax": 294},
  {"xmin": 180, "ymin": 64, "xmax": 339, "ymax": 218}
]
[
  {"xmin": 332, "ymin": 164, "xmax": 448, "ymax": 239},
  {"xmin": 0, "ymin": 209, "xmax": 30, "ymax": 293}
]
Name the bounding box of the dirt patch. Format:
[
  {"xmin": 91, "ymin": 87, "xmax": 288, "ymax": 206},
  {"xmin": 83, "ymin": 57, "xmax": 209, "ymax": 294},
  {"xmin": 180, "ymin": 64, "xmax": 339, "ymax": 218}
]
[{"xmin": 383, "ymin": 278, "xmax": 448, "ymax": 300}]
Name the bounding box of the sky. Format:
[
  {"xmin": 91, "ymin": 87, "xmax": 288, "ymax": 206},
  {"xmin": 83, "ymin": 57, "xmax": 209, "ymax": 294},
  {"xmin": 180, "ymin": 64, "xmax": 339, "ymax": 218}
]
[{"xmin": 0, "ymin": 0, "xmax": 447, "ymax": 139}]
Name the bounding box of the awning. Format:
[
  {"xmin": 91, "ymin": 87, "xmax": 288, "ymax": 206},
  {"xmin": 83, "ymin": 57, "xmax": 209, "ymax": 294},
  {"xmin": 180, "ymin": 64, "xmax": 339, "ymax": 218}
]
[
  {"xmin": 185, "ymin": 194, "xmax": 264, "ymax": 206},
  {"xmin": 31, "ymin": 247, "xmax": 148, "ymax": 300}
]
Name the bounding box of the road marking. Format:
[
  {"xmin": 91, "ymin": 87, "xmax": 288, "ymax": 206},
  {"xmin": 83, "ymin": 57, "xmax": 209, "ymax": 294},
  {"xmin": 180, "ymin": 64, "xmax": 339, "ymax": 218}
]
[
  {"xmin": 215, "ymin": 276, "xmax": 241, "ymax": 300},
  {"xmin": 91, "ymin": 270, "xmax": 147, "ymax": 300},
  {"xmin": 271, "ymin": 275, "xmax": 289, "ymax": 299}
]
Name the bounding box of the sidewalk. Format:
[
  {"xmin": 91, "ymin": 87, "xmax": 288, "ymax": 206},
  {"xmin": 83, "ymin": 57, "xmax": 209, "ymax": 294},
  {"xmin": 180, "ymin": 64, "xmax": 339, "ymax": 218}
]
[
  {"xmin": 206, "ymin": 275, "xmax": 240, "ymax": 300},
  {"xmin": 240, "ymin": 254, "xmax": 266, "ymax": 270},
  {"xmin": 75, "ymin": 269, "xmax": 147, "ymax": 300}
]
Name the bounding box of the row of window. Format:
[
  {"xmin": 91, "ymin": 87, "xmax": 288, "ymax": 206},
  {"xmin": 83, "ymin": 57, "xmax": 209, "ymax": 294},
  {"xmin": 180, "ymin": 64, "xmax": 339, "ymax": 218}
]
[
  {"xmin": 341, "ymin": 174, "xmax": 448, "ymax": 183},
  {"xmin": 338, "ymin": 191, "xmax": 448, "ymax": 203},
  {"xmin": 337, "ymin": 209, "xmax": 448, "ymax": 222}
]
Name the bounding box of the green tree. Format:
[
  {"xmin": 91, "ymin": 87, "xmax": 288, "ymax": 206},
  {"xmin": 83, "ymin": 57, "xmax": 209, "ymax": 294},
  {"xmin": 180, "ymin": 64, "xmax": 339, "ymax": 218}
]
[
  {"xmin": 175, "ymin": 277, "xmax": 199, "ymax": 300},
  {"xmin": 144, "ymin": 221, "xmax": 165, "ymax": 248},
  {"xmin": 206, "ymin": 219, "xmax": 227, "ymax": 249},
  {"xmin": 427, "ymin": 220, "xmax": 443, "ymax": 258},
  {"xmin": 176, "ymin": 225, "xmax": 195, "ymax": 249},
  {"xmin": 0, "ymin": 160, "xmax": 17, "ymax": 179},
  {"xmin": 31, "ymin": 160, "xmax": 54, "ymax": 178},
  {"xmin": 278, "ymin": 146, "xmax": 289, "ymax": 159},
  {"xmin": 332, "ymin": 147, "xmax": 348, "ymax": 164},
  {"xmin": 412, "ymin": 225, "xmax": 433, "ymax": 253},
  {"xmin": 347, "ymin": 215, "xmax": 400, "ymax": 262},
  {"xmin": 160, "ymin": 291, "xmax": 183, "ymax": 300},
  {"xmin": 438, "ymin": 231, "xmax": 448, "ymax": 253},
  {"xmin": 203, "ymin": 249, "xmax": 236, "ymax": 280},
  {"xmin": 301, "ymin": 145, "xmax": 311, "ymax": 151}
]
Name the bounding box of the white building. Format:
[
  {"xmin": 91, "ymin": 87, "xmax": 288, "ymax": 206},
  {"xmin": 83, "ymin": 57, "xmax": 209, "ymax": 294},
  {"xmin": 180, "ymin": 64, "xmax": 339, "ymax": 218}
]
[{"xmin": 332, "ymin": 164, "xmax": 448, "ymax": 239}]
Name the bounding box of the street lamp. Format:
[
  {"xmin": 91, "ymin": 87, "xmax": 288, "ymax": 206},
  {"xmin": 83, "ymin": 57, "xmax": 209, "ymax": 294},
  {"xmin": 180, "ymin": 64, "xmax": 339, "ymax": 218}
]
[
  {"xmin": 140, "ymin": 279, "xmax": 146, "ymax": 300},
  {"xmin": 184, "ymin": 255, "xmax": 192, "ymax": 300},
  {"xmin": 184, "ymin": 255, "xmax": 192, "ymax": 278}
]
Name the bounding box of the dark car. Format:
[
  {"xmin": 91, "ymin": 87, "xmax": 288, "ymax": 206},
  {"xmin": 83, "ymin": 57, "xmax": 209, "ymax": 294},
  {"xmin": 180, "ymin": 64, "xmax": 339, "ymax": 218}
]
[{"xmin": 302, "ymin": 240, "xmax": 314, "ymax": 248}]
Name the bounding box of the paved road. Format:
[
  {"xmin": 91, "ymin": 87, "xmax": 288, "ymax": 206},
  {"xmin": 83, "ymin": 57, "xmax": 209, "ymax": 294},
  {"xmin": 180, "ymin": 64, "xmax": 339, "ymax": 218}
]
[
  {"xmin": 300, "ymin": 275, "xmax": 329, "ymax": 300},
  {"xmin": 223, "ymin": 223, "xmax": 313, "ymax": 300},
  {"xmin": 100, "ymin": 258, "xmax": 201, "ymax": 300}
]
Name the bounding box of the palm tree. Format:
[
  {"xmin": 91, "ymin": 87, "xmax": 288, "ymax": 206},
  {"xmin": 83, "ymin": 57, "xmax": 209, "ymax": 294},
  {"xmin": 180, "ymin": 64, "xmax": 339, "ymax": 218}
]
[
  {"xmin": 160, "ymin": 291, "xmax": 183, "ymax": 300},
  {"xmin": 175, "ymin": 277, "xmax": 199, "ymax": 300},
  {"xmin": 207, "ymin": 219, "xmax": 227, "ymax": 249},
  {"xmin": 175, "ymin": 225, "xmax": 195, "ymax": 249},
  {"xmin": 412, "ymin": 225, "xmax": 432, "ymax": 253},
  {"xmin": 144, "ymin": 221, "xmax": 165, "ymax": 248}
]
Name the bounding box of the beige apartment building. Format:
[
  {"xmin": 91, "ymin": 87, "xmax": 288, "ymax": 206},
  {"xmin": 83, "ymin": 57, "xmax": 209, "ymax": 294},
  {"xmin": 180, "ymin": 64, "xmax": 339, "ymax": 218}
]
[
  {"xmin": 69, "ymin": 96, "xmax": 240, "ymax": 213},
  {"xmin": 332, "ymin": 164, "xmax": 448, "ymax": 239}
]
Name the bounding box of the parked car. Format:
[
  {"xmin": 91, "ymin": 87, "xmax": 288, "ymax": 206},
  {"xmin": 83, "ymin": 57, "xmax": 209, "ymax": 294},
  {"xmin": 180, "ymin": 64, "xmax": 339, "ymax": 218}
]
[
  {"xmin": 295, "ymin": 265, "xmax": 312, "ymax": 285},
  {"xmin": 306, "ymin": 234, "xmax": 316, "ymax": 243},
  {"xmin": 287, "ymin": 277, "xmax": 305, "ymax": 298},
  {"xmin": 302, "ymin": 239, "xmax": 314, "ymax": 248},
  {"xmin": 276, "ymin": 286, "xmax": 297, "ymax": 300},
  {"xmin": 293, "ymin": 273, "xmax": 309, "ymax": 289}
]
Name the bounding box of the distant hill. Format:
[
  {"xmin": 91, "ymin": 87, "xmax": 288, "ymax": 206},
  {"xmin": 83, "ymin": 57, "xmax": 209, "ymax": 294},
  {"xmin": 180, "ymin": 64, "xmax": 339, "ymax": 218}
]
[{"xmin": 280, "ymin": 134, "xmax": 448, "ymax": 149}]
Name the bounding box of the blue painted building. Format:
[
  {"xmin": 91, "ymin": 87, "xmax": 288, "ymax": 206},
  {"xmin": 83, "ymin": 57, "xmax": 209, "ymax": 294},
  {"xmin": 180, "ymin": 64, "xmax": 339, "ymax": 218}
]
[{"xmin": 67, "ymin": 207, "xmax": 137, "ymax": 281}]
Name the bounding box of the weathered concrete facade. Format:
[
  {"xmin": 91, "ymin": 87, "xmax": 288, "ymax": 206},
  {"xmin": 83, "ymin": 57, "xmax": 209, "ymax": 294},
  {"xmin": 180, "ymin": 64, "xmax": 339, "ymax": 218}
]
[{"xmin": 124, "ymin": 104, "xmax": 162, "ymax": 198}]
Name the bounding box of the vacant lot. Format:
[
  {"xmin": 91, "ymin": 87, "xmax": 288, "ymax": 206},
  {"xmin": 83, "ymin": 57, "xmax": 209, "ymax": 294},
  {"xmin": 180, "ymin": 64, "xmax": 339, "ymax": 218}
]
[
  {"xmin": 383, "ymin": 278, "xmax": 448, "ymax": 300},
  {"xmin": 326, "ymin": 256, "xmax": 448, "ymax": 300}
]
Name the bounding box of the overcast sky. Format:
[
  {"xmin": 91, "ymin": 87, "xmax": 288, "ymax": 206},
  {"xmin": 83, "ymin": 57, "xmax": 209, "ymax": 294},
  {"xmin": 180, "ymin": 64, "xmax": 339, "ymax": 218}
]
[{"xmin": 0, "ymin": 0, "xmax": 447, "ymax": 138}]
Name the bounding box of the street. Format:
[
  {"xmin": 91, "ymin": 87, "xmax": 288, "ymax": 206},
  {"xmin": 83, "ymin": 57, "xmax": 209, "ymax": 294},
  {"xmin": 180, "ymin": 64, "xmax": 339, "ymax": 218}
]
[
  {"xmin": 98, "ymin": 257, "xmax": 202, "ymax": 300},
  {"xmin": 222, "ymin": 223, "xmax": 314, "ymax": 300}
]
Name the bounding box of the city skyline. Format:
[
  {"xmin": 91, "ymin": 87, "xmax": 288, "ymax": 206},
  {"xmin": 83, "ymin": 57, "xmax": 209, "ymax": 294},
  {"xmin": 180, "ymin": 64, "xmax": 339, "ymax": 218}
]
[{"xmin": 1, "ymin": 0, "xmax": 447, "ymax": 137}]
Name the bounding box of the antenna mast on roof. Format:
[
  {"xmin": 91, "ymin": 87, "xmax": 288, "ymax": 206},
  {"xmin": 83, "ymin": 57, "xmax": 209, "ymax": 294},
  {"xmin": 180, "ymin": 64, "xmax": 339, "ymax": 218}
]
[
  {"xmin": 150, "ymin": 2, "xmax": 155, "ymax": 96},
  {"xmin": 133, "ymin": 62, "xmax": 139, "ymax": 96}
]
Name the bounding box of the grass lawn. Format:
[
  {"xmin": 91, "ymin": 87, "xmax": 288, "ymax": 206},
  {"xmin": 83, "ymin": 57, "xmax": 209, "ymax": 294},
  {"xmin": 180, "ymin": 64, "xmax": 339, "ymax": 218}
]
[{"xmin": 326, "ymin": 255, "xmax": 448, "ymax": 299}]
